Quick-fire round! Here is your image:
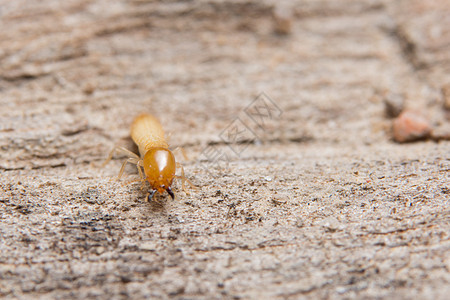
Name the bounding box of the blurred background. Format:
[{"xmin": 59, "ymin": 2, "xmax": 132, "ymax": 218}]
[
  {"xmin": 0, "ymin": 1, "xmax": 449, "ymax": 299},
  {"xmin": 1, "ymin": 0, "xmax": 449, "ymax": 170}
]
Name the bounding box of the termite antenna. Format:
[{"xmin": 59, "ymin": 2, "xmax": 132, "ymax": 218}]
[
  {"xmin": 148, "ymin": 190, "xmax": 157, "ymax": 202},
  {"xmin": 166, "ymin": 187, "xmax": 175, "ymax": 200}
]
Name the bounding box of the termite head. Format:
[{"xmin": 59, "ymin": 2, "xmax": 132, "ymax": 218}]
[{"xmin": 143, "ymin": 148, "xmax": 176, "ymax": 198}]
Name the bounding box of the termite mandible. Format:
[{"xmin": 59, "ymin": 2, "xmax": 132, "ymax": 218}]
[{"xmin": 102, "ymin": 113, "xmax": 194, "ymax": 201}]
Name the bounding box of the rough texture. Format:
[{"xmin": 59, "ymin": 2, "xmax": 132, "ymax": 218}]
[{"xmin": 0, "ymin": 0, "xmax": 449, "ymax": 299}]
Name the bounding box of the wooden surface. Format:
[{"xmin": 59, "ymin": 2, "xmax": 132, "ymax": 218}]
[{"xmin": 1, "ymin": 0, "xmax": 449, "ymax": 299}]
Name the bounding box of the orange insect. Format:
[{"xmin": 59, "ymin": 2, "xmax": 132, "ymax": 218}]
[{"xmin": 102, "ymin": 113, "xmax": 193, "ymax": 201}]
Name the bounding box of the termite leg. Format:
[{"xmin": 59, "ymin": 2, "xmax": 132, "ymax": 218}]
[
  {"xmin": 135, "ymin": 160, "xmax": 147, "ymax": 190},
  {"xmin": 114, "ymin": 146, "xmax": 141, "ymax": 159},
  {"xmin": 101, "ymin": 147, "xmax": 145, "ymax": 184},
  {"xmin": 100, "ymin": 146, "xmax": 141, "ymax": 168},
  {"xmin": 166, "ymin": 131, "xmax": 173, "ymax": 143},
  {"xmin": 172, "ymin": 146, "xmax": 189, "ymax": 160},
  {"xmin": 118, "ymin": 159, "xmax": 148, "ymax": 189},
  {"xmin": 175, "ymin": 162, "xmax": 198, "ymax": 193},
  {"xmin": 118, "ymin": 157, "xmax": 141, "ymax": 180},
  {"xmin": 172, "ymin": 148, "xmax": 197, "ymax": 192}
]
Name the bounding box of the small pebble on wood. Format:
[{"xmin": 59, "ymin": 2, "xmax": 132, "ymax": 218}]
[{"xmin": 393, "ymin": 110, "xmax": 432, "ymax": 143}]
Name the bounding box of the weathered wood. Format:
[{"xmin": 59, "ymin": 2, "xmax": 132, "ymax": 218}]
[{"xmin": 1, "ymin": 0, "xmax": 449, "ymax": 299}]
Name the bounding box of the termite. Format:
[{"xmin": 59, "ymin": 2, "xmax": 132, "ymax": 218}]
[{"xmin": 102, "ymin": 113, "xmax": 193, "ymax": 201}]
